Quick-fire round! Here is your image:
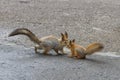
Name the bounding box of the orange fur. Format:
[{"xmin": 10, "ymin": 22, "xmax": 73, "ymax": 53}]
[{"xmin": 67, "ymin": 39, "xmax": 104, "ymax": 59}]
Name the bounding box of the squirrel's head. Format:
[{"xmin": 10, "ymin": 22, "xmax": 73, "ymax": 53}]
[
  {"xmin": 60, "ymin": 31, "xmax": 69, "ymax": 46},
  {"xmin": 67, "ymin": 39, "xmax": 75, "ymax": 48}
]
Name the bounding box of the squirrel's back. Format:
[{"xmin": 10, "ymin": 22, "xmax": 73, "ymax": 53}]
[{"xmin": 40, "ymin": 36, "xmax": 60, "ymax": 49}]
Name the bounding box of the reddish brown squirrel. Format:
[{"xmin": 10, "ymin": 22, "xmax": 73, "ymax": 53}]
[{"xmin": 67, "ymin": 39, "xmax": 104, "ymax": 59}]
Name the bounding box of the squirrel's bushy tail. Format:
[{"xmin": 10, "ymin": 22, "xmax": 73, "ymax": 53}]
[
  {"xmin": 85, "ymin": 42, "xmax": 104, "ymax": 55},
  {"xmin": 8, "ymin": 28, "xmax": 41, "ymax": 44}
]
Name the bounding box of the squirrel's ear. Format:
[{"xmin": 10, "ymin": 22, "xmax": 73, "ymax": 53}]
[
  {"xmin": 69, "ymin": 40, "xmax": 72, "ymax": 44},
  {"xmin": 72, "ymin": 39, "xmax": 75, "ymax": 42},
  {"xmin": 61, "ymin": 33, "xmax": 64, "ymax": 37},
  {"xmin": 61, "ymin": 33, "xmax": 64, "ymax": 40},
  {"xmin": 65, "ymin": 31, "xmax": 68, "ymax": 38}
]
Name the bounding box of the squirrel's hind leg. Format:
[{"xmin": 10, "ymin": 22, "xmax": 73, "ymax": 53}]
[
  {"xmin": 43, "ymin": 47, "xmax": 51, "ymax": 55},
  {"xmin": 34, "ymin": 45, "xmax": 42, "ymax": 54}
]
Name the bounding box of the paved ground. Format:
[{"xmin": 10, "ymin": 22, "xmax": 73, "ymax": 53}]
[
  {"xmin": 0, "ymin": 43, "xmax": 120, "ymax": 80},
  {"xmin": 0, "ymin": 0, "xmax": 120, "ymax": 80}
]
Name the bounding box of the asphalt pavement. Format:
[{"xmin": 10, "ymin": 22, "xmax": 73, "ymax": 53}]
[{"xmin": 0, "ymin": 0, "xmax": 120, "ymax": 80}]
